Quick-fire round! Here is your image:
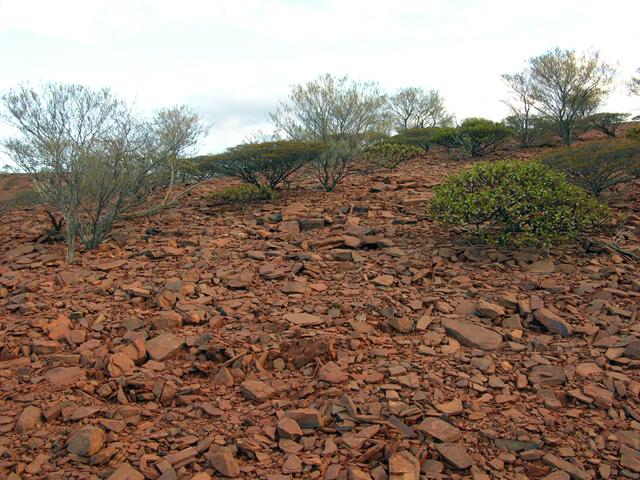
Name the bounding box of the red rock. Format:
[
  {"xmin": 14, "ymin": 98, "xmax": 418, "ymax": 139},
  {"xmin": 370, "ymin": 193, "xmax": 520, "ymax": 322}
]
[
  {"xmin": 442, "ymin": 318, "xmax": 502, "ymax": 351},
  {"xmin": 417, "ymin": 417, "xmax": 462, "ymax": 442},
  {"xmin": 240, "ymin": 379, "xmax": 275, "ymax": 402},
  {"xmin": 107, "ymin": 352, "xmax": 135, "ymax": 377},
  {"xmin": 283, "ymin": 312, "xmax": 324, "ymax": 327},
  {"xmin": 389, "ymin": 450, "xmax": 420, "ymax": 479},
  {"xmin": 435, "ymin": 443, "xmax": 474, "ymax": 469},
  {"xmin": 45, "ymin": 366, "xmax": 86, "ymax": 386},
  {"xmin": 145, "ymin": 333, "xmax": 183, "ymax": 361},
  {"xmin": 318, "ymin": 361, "xmax": 348, "ymax": 383},
  {"xmin": 206, "ymin": 446, "xmax": 240, "ymax": 477},
  {"xmin": 15, "ymin": 405, "xmax": 42, "ymax": 432},
  {"xmin": 434, "ymin": 398, "xmax": 464, "ymax": 415},
  {"xmin": 277, "ymin": 417, "xmax": 303, "ymax": 438},
  {"xmin": 107, "ymin": 463, "xmax": 145, "ymax": 480},
  {"xmin": 533, "ymin": 309, "xmax": 573, "ymax": 337},
  {"xmin": 372, "ymin": 275, "xmax": 395, "ymax": 287},
  {"xmin": 67, "ymin": 426, "xmax": 106, "ymax": 457}
]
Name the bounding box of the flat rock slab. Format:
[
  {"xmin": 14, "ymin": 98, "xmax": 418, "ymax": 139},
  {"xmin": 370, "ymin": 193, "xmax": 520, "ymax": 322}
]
[
  {"xmin": 389, "ymin": 450, "xmax": 420, "ymax": 480},
  {"xmin": 145, "ymin": 333, "xmax": 184, "ymax": 361},
  {"xmin": 442, "ymin": 318, "xmax": 502, "ymax": 351},
  {"xmin": 417, "ymin": 417, "xmax": 462, "ymax": 442},
  {"xmin": 435, "ymin": 443, "xmax": 474, "ymax": 469},
  {"xmin": 283, "ymin": 313, "xmax": 324, "ymax": 327},
  {"xmin": 533, "ymin": 308, "xmax": 573, "ymax": 337},
  {"xmin": 240, "ymin": 379, "xmax": 275, "ymax": 402}
]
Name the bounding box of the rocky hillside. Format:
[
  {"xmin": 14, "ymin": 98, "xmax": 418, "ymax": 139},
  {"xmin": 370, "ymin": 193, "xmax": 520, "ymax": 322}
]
[{"xmin": 0, "ymin": 145, "xmax": 639, "ymax": 480}]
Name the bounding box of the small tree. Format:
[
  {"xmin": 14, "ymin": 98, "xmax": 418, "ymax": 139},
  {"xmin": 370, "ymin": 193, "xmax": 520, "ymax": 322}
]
[
  {"xmin": 585, "ymin": 112, "xmax": 629, "ymax": 138},
  {"xmin": 270, "ymin": 74, "xmax": 390, "ymax": 143},
  {"xmin": 527, "ymin": 48, "xmax": 615, "ymax": 145},
  {"xmin": 313, "ymin": 140, "xmax": 359, "ymax": 192},
  {"xmin": 501, "ymin": 71, "xmax": 538, "ymax": 147},
  {"xmin": 542, "ymin": 141, "xmax": 640, "ymax": 196},
  {"xmin": 503, "ymin": 114, "xmax": 555, "ymax": 148},
  {"xmin": 149, "ymin": 106, "xmax": 208, "ymax": 200},
  {"xmin": 208, "ymin": 140, "xmax": 326, "ymax": 190},
  {"xmin": 1, "ymin": 83, "xmax": 154, "ymax": 263},
  {"xmin": 629, "ymin": 68, "xmax": 640, "ymax": 96},
  {"xmin": 387, "ymin": 87, "xmax": 453, "ymax": 131}
]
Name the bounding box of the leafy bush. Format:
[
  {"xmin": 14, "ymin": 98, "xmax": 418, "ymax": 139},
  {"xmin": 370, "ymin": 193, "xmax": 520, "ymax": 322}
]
[
  {"xmin": 585, "ymin": 112, "xmax": 629, "ymax": 137},
  {"xmin": 205, "ymin": 140, "xmax": 327, "ymax": 189},
  {"xmin": 626, "ymin": 126, "xmax": 640, "ymax": 142},
  {"xmin": 362, "ymin": 142, "xmax": 423, "ymax": 170},
  {"xmin": 388, "ymin": 127, "xmax": 441, "ymax": 151},
  {"xmin": 432, "ymin": 118, "xmax": 511, "ymax": 157},
  {"xmin": 206, "ymin": 184, "xmax": 276, "ymax": 206},
  {"xmin": 430, "ymin": 160, "xmax": 608, "ymax": 248},
  {"xmin": 542, "ymin": 141, "xmax": 640, "ymax": 196}
]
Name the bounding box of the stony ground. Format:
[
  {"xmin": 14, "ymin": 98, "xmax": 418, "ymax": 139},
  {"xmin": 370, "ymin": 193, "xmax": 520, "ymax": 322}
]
[{"xmin": 0, "ymin": 144, "xmax": 639, "ymax": 480}]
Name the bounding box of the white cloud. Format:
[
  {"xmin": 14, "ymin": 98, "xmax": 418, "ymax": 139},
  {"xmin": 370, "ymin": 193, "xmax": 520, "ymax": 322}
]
[{"xmin": 0, "ymin": 0, "xmax": 639, "ymax": 160}]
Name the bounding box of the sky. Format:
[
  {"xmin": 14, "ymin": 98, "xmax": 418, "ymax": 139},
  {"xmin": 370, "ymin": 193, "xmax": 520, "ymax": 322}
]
[{"xmin": 0, "ymin": 0, "xmax": 639, "ymax": 158}]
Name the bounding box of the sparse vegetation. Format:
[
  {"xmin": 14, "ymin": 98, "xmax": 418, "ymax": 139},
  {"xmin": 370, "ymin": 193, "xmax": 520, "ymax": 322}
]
[
  {"xmin": 430, "ymin": 160, "xmax": 608, "ymax": 248},
  {"xmin": 362, "ymin": 142, "xmax": 423, "ymax": 170},
  {"xmin": 542, "ymin": 141, "xmax": 640, "ymax": 196},
  {"xmin": 629, "ymin": 68, "xmax": 640, "ymax": 96},
  {"xmin": 205, "ymin": 140, "xmax": 327, "ymax": 190},
  {"xmin": 625, "ymin": 126, "xmax": 640, "ymax": 142},
  {"xmin": 313, "ymin": 140, "xmax": 359, "ymax": 192},
  {"xmin": 206, "ymin": 184, "xmax": 276, "ymax": 207},
  {"xmin": 431, "ymin": 118, "xmax": 511, "ymax": 157},
  {"xmin": 586, "ymin": 112, "xmax": 629, "ymax": 138},
  {"xmin": 388, "ymin": 127, "xmax": 441, "ymax": 151}
]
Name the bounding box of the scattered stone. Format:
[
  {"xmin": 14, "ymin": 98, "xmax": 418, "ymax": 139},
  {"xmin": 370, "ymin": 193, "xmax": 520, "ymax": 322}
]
[
  {"xmin": 417, "ymin": 417, "xmax": 462, "ymax": 442},
  {"xmin": 67, "ymin": 426, "xmax": 106, "ymax": 457},
  {"xmin": 146, "ymin": 333, "xmax": 183, "ymax": 361},
  {"xmin": 283, "ymin": 312, "xmax": 324, "ymax": 327},
  {"xmin": 240, "ymin": 379, "xmax": 275, "ymax": 402},
  {"xmin": 436, "ymin": 443, "xmax": 474, "ymax": 469},
  {"xmin": 389, "ymin": 450, "xmax": 420, "ymax": 479},
  {"xmin": 442, "ymin": 318, "xmax": 502, "ymax": 351},
  {"xmin": 533, "ymin": 309, "xmax": 573, "ymax": 337},
  {"xmin": 318, "ymin": 361, "xmax": 348, "ymax": 383},
  {"xmin": 107, "ymin": 463, "xmax": 145, "ymax": 480},
  {"xmin": 16, "ymin": 405, "xmax": 42, "ymax": 432},
  {"xmin": 206, "ymin": 446, "xmax": 240, "ymax": 477}
]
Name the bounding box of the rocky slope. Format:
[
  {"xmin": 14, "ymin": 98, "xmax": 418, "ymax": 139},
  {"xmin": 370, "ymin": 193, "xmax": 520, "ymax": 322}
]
[{"xmin": 0, "ymin": 149, "xmax": 639, "ymax": 480}]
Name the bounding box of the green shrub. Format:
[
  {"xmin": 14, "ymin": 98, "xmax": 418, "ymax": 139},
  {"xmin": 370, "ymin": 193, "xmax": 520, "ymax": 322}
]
[
  {"xmin": 203, "ymin": 140, "xmax": 327, "ymax": 189},
  {"xmin": 432, "ymin": 118, "xmax": 511, "ymax": 157},
  {"xmin": 503, "ymin": 115, "xmax": 555, "ymax": 147},
  {"xmin": 388, "ymin": 127, "xmax": 441, "ymax": 151},
  {"xmin": 206, "ymin": 184, "xmax": 276, "ymax": 206},
  {"xmin": 430, "ymin": 160, "xmax": 608, "ymax": 248},
  {"xmin": 585, "ymin": 112, "xmax": 629, "ymax": 137},
  {"xmin": 362, "ymin": 142, "xmax": 423, "ymax": 170},
  {"xmin": 626, "ymin": 126, "xmax": 640, "ymax": 142},
  {"xmin": 542, "ymin": 141, "xmax": 640, "ymax": 196}
]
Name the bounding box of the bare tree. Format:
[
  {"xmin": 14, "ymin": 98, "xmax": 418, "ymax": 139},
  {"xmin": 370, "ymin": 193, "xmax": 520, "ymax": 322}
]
[
  {"xmin": 1, "ymin": 83, "xmax": 153, "ymax": 263},
  {"xmin": 388, "ymin": 87, "xmax": 453, "ymax": 131},
  {"xmin": 270, "ymin": 74, "xmax": 390, "ymax": 142},
  {"xmin": 629, "ymin": 68, "xmax": 640, "ymax": 96},
  {"xmin": 149, "ymin": 105, "xmax": 208, "ymax": 203},
  {"xmin": 501, "ymin": 71, "xmax": 539, "ymax": 147},
  {"xmin": 527, "ymin": 48, "xmax": 615, "ymax": 145}
]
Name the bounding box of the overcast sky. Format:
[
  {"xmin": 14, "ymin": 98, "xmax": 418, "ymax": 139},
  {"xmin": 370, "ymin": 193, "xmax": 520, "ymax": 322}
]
[{"xmin": 1, "ymin": 0, "xmax": 639, "ymax": 157}]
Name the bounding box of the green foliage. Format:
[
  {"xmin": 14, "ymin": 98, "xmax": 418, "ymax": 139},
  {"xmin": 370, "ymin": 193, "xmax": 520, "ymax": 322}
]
[
  {"xmin": 585, "ymin": 112, "xmax": 629, "ymax": 137},
  {"xmin": 503, "ymin": 115, "xmax": 555, "ymax": 147},
  {"xmin": 362, "ymin": 142, "xmax": 423, "ymax": 170},
  {"xmin": 542, "ymin": 141, "xmax": 640, "ymax": 196},
  {"xmin": 206, "ymin": 184, "xmax": 277, "ymax": 206},
  {"xmin": 626, "ymin": 126, "xmax": 640, "ymax": 142},
  {"xmin": 430, "ymin": 160, "xmax": 608, "ymax": 248},
  {"xmin": 389, "ymin": 127, "xmax": 441, "ymax": 151},
  {"xmin": 204, "ymin": 140, "xmax": 327, "ymax": 189},
  {"xmin": 431, "ymin": 118, "xmax": 512, "ymax": 157},
  {"xmin": 313, "ymin": 140, "xmax": 359, "ymax": 192}
]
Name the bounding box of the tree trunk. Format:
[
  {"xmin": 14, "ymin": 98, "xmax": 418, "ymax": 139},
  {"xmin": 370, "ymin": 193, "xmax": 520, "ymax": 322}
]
[{"xmin": 65, "ymin": 220, "xmax": 76, "ymax": 264}]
